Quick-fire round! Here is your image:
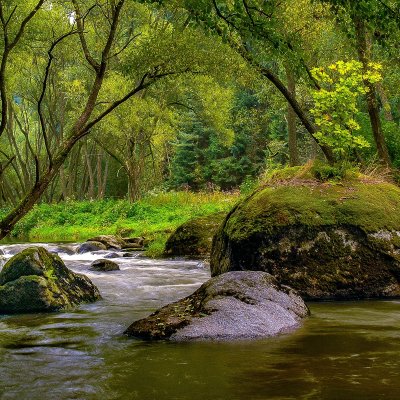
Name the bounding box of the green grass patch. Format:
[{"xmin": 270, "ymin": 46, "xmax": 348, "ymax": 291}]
[{"xmin": 0, "ymin": 191, "xmax": 240, "ymax": 257}]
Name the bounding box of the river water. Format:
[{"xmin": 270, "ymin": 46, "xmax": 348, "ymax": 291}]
[{"xmin": 0, "ymin": 243, "xmax": 399, "ymax": 400}]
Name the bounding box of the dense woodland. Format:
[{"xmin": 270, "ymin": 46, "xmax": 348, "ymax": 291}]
[{"xmin": 1, "ymin": 0, "xmax": 400, "ymax": 239}]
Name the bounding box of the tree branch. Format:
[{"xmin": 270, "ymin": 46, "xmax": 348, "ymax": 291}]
[{"xmin": 38, "ymin": 30, "xmax": 79, "ymax": 167}]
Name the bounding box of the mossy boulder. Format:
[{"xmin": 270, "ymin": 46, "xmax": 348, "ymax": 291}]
[
  {"xmin": 125, "ymin": 271, "xmax": 309, "ymax": 341},
  {"xmin": 0, "ymin": 247, "xmax": 101, "ymax": 313},
  {"xmin": 164, "ymin": 212, "xmax": 226, "ymax": 257},
  {"xmin": 211, "ymin": 178, "xmax": 400, "ymax": 300}
]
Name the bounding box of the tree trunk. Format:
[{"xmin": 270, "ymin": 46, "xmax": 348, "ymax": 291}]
[
  {"xmin": 286, "ymin": 66, "xmax": 300, "ymax": 166},
  {"xmin": 354, "ymin": 17, "xmax": 391, "ymax": 167},
  {"xmin": 376, "ymin": 83, "xmax": 394, "ymax": 122},
  {"xmin": 224, "ymin": 36, "xmax": 335, "ymax": 164}
]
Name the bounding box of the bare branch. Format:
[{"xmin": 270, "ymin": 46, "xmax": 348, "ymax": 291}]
[
  {"xmin": 8, "ymin": 0, "xmax": 45, "ymax": 51},
  {"xmin": 38, "ymin": 30, "xmax": 79, "ymax": 167},
  {"xmin": 72, "ymin": 0, "xmax": 100, "ymax": 72},
  {"xmin": 0, "ymin": 0, "xmax": 45, "ymax": 137}
]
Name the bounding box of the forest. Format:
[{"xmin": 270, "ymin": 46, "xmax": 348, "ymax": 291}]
[
  {"xmin": 0, "ymin": 0, "xmax": 399, "ymax": 237},
  {"xmin": 1, "ymin": 1, "xmax": 400, "ymax": 399}
]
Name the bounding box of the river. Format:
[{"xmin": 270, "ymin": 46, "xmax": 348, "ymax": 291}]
[{"xmin": 0, "ymin": 243, "xmax": 399, "ymax": 399}]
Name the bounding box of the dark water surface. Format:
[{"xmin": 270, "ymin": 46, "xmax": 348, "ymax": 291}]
[{"xmin": 0, "ymin": 243, "xmax": 400, "ymax": 400}]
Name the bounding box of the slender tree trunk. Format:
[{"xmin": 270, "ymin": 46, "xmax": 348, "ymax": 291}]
[
  {"xmin": 85, "ymin": 143, "xmax": 95, "ymax": 199},
  {"xmin": 376, "ymin": 83, "xmax": 394, "ymax": 122},
  {"xmin": 354, "ymin": 17, "xmax": 391, "ymax": 167},
  {"xmin": 285, "ymin": 66, "xmax": 299, "ymax": 166}
]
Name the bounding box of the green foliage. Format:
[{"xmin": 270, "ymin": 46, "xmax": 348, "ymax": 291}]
[
  {"xmin": 239, "ymin": 176, "xmax": 259, "ymax": 196},
  {"xmin": 310, "ymin": 161, "xmax": 358, "ymax": 181},
  {"xmin": 168, "ymin": 88, "xmax": 271, "ymax": 191},
  {"xmin": 310, "ymin": 60, "xmax": 382, "ymax": 157}
]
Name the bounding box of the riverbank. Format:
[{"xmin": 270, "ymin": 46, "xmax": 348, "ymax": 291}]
[{"xmin": 0, "ymin": 191, "xmax": 239, "ymax": 257}]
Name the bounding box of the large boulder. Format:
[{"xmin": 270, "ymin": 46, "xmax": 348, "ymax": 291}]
[
  {"xmin": 0, "ymin": 247, "xmax": 101, "ymax": 313},
  {"xmin": 164, "ymin": 212, "xmax": 226, "ymax": 257},
  {"xmin": 89, "ymin": 259, "xmax": 120, "ymax": 272},
  {"xmin": 125, "ymin": 271, "xmax": 309, "ymax": 341},
  {"xmin": 211, "ymin": 178, "xmax": 400, "ymax": 300}
]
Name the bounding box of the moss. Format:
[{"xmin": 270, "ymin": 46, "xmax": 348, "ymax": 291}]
[
  {"xmin": 165, "ymin": 211, "xmax": 227, "ymax": 257},
  {"xmin": 0, "ymin": 247, "xmax": 101, "ymax": 313},
  {"xmin": 225, "ymin": 181, "xmax": 400, "ymax": 242}
]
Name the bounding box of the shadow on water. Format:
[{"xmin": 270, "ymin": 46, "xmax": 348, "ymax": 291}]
[{"xmin": 1, "ymin": 242, "xmax": 400, "ymax": 399}]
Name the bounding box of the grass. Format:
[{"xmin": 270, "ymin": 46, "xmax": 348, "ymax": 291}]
[{"xmin": 0, "ymin": 191, "xmax": 240, "ymax": 257}]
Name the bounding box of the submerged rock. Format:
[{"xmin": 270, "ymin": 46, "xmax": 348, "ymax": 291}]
[
  {"xmin": 211, "ymin": 178, "xmax": 400, "ymax": 300},
  {"xmin": 0, "ymin": 247, "xmax": 101, "ymax": 313},
  {"xmin": 89, "ymin": 259, "xmax": 120, "ymax": 272},
  {"xmin": 104, "ymin": 252, "xmax": 120, "ymax": 259},
  {"xmin": 125, "ymin": 271, "xmax": 308, "ymax": 341},
  {"xmin": 77, "ymin": 241, "xmax": 107, "ymax": 253},
  {"xmin": 54, "ymin": 245, "xmax": 75, "ymax": 256},
  {"xmin": 164, "ymin": 212, "xmax": 226, "ymax": 257}
]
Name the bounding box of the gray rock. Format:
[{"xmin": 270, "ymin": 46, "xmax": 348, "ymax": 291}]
[
  {"xmin": 0, "ymin": 249, "xmax": 4, "ymax": 256},
  {"xmin": 0, "ymin": 247, "xmax": 101, "ymax": 314},
  {"xmin": 123, "ymin": 237, "xmax": 145, "ymax": 246},
  {"xmin": 125, "ymin": 271, "xmax": 309, "ymax": 341},
  {"xmin": 77, "ymin": 241, "xmax": 107, "ymax": 253},
  {"xmin": 54, "ymin": 245, "xmax": 75, "ymax": 255},
  {"xmin": 104, "ymin": 252, "xmax": 120, "ymax": 259},
  {"xmin": 86, "ymin": 235, "xmax": 126, "ymax": 250},
  {"xmin": 89, "ymin": 259, "xmax": 120, "ymax": 272},
  {"xmin": 123, "ymin": 253, "xmax": 135, "ymax": 258}
]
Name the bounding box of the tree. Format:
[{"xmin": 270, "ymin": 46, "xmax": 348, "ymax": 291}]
[{"xmin": 319, "ymin": 0, "xmax": 397, "ymax": 166}]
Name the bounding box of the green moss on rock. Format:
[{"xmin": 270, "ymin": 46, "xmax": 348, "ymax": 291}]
[
  {"xmin": 164, "ymin": 212, "xmax": 227, "ymax": 257},
  {"xmin": 211, "ymin": 178, "xmax": 400, "ymax": 300},
  {"xmin": 0, "ymin": 247, "xmax": 101, "ymax": 313}
]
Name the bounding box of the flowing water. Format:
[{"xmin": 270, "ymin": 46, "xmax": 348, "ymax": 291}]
[{"xmin": 0, "ymin": 243, "xmax": 400, "ymax": 400}]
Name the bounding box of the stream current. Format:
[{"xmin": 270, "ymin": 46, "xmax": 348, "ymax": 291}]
[{"xmin": 0, "ymin": 242, "xmax": 400, "ymax": 400}]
